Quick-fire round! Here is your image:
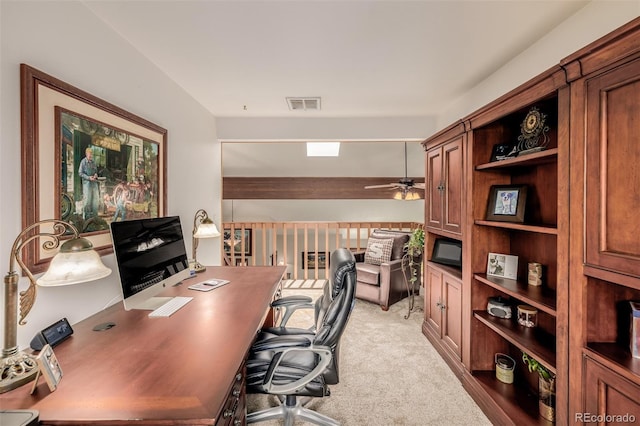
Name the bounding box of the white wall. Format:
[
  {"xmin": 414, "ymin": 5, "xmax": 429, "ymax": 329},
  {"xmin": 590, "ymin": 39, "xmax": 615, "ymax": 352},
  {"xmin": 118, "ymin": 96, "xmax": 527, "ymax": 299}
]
[
  {"xmin": 438, "ymin": 1, "xmax": 639, "ymax": 129},
  {"xmin": 0, "ymin": 1, "xmax": 220, "ymax": 349}
]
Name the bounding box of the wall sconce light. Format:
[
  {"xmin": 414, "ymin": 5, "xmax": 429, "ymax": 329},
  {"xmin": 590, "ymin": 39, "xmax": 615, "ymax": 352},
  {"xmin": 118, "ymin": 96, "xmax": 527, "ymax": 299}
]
[
  {"xmin": 1, "ymin": 219, "xmax": 111, "ymax": 393},
  {"xmin": 192, "ymin": 209, "xmax": 221, "ymax": 273}
]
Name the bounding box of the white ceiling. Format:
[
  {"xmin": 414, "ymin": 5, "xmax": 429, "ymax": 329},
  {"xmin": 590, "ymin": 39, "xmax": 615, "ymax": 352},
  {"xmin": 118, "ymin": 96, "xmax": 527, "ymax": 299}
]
[
  {"xmin": 84, "ymin": 0, "xmax": 588, "ymax": 118},
  {"xmin": 83, "ymin": 1, "xmax": 589, "ymax": 178}
]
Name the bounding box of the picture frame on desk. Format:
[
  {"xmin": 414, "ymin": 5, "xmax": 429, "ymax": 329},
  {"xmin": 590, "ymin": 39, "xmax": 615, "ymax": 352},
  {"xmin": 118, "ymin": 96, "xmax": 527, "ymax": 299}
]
[
  {"xmin": 485, "ymin": 185, "xmax": 527, "ymax": 223},
  {"xmin": 20, "ymin": 64, "xmax": 167, "ymax": 274},
  {"xmin": 35, "ymin": 344, "xmax": 63, "ymax": 392}
]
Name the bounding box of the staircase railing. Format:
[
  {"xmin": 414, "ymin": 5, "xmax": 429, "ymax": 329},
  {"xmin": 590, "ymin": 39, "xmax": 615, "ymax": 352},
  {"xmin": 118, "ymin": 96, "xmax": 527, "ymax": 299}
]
[{"xmin": 221, "ymin": 221, "xmax": 421, "ymax": 280}]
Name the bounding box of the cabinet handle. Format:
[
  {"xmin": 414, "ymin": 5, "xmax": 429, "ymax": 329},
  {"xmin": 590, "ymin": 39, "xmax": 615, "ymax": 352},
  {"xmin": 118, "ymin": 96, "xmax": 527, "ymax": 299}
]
[{"xmin": 437, "ymin": 183, "xmax": 445, "ymax": 192}]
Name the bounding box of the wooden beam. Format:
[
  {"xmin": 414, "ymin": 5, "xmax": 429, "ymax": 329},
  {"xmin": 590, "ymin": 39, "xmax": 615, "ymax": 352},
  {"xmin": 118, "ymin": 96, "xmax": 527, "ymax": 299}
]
[{"xmin": 223, "ymin": 177, "xmax": 425, "ymax": 200}]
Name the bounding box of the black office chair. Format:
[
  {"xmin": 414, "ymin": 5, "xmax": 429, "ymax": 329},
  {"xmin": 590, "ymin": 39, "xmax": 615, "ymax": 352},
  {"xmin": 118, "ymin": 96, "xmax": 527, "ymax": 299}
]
[{"xmin": 245, "ymin": 248, "xmax": 357, "ymax": 425}]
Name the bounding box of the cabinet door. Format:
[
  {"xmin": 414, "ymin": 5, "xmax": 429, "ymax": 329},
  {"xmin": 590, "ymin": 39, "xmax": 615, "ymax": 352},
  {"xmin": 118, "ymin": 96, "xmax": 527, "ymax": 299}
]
[
  {"xmin": 426, "ymin": 148, "xmax": 443, "ymax": 230},
  {"xmin": 425, "ymin": 266, "xmax": 443, "ymax": 335},
  {"xmin": 584, "ymin": 356, "xmax": 640, "ymax": 422},
  {"xmin": 442, "ymin": 274, "xmax": 462, "ymax": 360},
  {"xmin": 585, "ymin": 58, "xmax": 640, "ymax": 278},
  {"xmin": 442, "ymin": 138, "xmax": 463, "ymax": 235}
]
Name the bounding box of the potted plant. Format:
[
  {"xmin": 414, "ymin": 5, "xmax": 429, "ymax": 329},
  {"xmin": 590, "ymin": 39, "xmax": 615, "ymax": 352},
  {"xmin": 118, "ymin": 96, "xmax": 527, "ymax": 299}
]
[
  {"xmin": 404, "ymin": 227, "xmax": 424, "ymax": 284},
  {"xmin": 522, "ymin": 352, "xmax": 555, "ymax": 422}
]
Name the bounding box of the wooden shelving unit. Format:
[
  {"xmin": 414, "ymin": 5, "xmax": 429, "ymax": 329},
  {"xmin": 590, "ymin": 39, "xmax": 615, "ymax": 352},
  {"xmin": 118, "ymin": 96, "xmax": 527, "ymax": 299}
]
[
  {"xmin": 465, "ymin": 74, "xmax": 567, "ymax": 424},
  {"xmin": 421, "ymin": 18, "xmax": 640, "ymax": 425}
]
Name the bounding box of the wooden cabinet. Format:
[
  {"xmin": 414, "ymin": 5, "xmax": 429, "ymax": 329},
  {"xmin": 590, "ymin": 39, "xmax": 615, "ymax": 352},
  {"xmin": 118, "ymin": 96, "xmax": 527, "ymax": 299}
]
[
  {"xmin": 420, "ymin": 17, "xmax": 640, "ymax": 426},
  {"xmin": 583, "ymin": 356, "xmax": 640, "ymax": 424},
  {"xmin": 423, "ymin": 263, "xmax": 463, "ymax": 370},
  {"xmin": 583, "ymin": 57, "xmax": 640, "ymax": 279},
  {"xmin": 425, "ymin": 136, "xmax": 464, "ymax": 236},
  {"xmin": 563, "ymin": 18, "xmax": 640, "ymax": 423}
]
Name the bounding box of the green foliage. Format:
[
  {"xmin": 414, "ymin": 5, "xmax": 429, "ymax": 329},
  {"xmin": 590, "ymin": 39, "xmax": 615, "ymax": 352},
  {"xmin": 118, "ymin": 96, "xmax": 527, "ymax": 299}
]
[
  {"xmin": 522, "ymin": 352, "xmax": 553, "ymax": 382},
  {"xmin": 404, "ymin": 227, "xmax": 425, "ymax": 284}
]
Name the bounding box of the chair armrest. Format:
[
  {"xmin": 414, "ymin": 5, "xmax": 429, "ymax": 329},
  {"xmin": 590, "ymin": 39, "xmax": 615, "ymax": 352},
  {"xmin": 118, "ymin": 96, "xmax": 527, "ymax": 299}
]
[
  {"xmin": 251, "ymin": 335, "xmax": 312, "ymax": 353},
  {"xmin": 272, "ymin": 295, "xmax": 315, "ymax": 327},
  {"xmin": 262, "ymin": 344, "xmax": 333, "ymax": 395}
]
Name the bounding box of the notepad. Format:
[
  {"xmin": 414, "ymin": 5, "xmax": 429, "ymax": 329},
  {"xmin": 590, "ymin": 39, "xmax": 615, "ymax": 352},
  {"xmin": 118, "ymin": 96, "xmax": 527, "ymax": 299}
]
[{"xmin": 188, "ymin": 279, "xmax": 230, "ymax": 292}]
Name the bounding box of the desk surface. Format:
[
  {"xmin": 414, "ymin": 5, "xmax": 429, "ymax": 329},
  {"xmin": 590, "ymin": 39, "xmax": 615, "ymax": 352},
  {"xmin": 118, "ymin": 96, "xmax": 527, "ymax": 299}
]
[{"xmin": 0, "ymin": 266, "xmax": 285, "ymax": 425}]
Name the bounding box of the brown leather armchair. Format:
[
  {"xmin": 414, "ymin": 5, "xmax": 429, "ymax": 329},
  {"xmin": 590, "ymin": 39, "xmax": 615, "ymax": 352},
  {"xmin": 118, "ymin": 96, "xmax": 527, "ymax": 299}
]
[{"xmin": 355, "ymin": 229, "xmax": 418, "ymax": 311}]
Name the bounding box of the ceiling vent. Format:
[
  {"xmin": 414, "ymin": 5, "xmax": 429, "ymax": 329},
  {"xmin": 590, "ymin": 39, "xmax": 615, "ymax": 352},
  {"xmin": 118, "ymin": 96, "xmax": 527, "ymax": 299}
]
[{"xmin": 286, "ymin": 97, "xmax": 321, "ymax": 111}]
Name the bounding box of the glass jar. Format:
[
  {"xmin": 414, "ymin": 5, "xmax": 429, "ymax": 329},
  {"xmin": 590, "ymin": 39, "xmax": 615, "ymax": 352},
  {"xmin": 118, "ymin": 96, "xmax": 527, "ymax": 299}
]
[{"xmin": 517, "ymin": 304, "xmax": 538, "ymax": 328}]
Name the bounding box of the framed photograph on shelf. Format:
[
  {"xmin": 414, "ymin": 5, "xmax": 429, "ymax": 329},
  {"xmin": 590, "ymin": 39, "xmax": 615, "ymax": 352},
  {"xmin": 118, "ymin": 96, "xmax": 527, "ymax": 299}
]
[
  {"xmin": 489, "ymin": 143, "xmax": 514, "ymax": 162},
  {"xmin": 224, "ymin": 228, "xmax": 252, "ymax": 257},
  {"xmin": 302, "ymin": 251, "xmax": 327, "ymax": 269},
  {"xmin": 485, "ymin": 185, "xmax": 527, "ymax": 223},
  {"xmin": 21, "ymin": 64, "xmax": 167, "ymax": 274},
  {"xmin": 487, "ymin": 252, "xmax": 519, "ymax": 280},
  {"xmin": 35, "ymin": 344, "xmax": 63, "ymax": 392}
]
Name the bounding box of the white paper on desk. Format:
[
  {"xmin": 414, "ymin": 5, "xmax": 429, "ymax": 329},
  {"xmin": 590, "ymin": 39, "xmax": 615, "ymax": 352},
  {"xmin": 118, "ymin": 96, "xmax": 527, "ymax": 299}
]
[{"xmin": 188, "ymin": 279, "xmax": 230, "ymax": 292}]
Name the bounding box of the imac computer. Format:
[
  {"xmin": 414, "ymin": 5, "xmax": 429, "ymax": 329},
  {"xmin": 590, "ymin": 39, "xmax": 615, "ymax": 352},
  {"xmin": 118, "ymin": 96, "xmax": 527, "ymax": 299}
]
[{"xmin": 110, "ymin": 216, "xmax": 191, "ymax": 312}]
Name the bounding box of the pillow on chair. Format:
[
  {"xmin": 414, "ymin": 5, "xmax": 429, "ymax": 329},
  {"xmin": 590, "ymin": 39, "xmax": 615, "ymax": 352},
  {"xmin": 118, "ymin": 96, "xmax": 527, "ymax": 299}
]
[{"xmin": 364, "ymin": 237, "xmax": 394, "ymax": 265}]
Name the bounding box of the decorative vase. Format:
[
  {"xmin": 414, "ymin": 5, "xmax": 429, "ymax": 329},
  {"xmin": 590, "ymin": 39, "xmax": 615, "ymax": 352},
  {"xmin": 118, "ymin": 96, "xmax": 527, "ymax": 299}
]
[{"xmin": 538, "ymin": 376, "xmax": 556, "ymax": 422}]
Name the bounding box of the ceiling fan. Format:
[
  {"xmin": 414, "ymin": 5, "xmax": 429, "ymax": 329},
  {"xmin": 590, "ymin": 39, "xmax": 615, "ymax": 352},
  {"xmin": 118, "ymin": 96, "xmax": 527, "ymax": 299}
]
[{"xmin": 364, "ymin": 142, "xmax": 425, "ymax": 198}]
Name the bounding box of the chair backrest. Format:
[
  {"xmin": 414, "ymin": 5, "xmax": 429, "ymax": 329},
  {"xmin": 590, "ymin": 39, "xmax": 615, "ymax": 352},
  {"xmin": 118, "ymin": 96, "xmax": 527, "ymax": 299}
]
[{"xmin": 312, "ymin": 248, "xmax": 357, "ymax": 384}]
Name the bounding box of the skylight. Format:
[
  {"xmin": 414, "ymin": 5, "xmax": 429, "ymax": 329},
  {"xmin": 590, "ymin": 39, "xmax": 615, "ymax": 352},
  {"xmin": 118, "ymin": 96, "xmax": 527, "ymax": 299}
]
[{"xmin": 306, "ymin": 142, "xmax": 340, "ymax": 157}]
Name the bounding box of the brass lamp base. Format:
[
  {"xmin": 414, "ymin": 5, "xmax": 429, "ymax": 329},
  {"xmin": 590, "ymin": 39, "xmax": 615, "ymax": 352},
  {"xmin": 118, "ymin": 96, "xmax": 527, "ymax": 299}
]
[
  {"xmin": 0, "ymin": 349, "xmax": 39, "ymax": 393},
  {"xmin": 193, "ymin": 261, "xmax": 206, "ymax": 273}
]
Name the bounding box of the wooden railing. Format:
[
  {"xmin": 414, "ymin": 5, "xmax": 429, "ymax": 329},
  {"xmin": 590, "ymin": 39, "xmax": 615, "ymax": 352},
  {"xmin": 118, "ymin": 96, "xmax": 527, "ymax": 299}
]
[{"xmin": 221, "ymin": 221, "xmax": 421, "ymax": 280}]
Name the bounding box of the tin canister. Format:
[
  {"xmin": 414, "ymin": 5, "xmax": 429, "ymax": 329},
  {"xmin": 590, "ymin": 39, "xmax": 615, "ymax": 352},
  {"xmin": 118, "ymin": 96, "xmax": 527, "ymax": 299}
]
[{"xmin": 495, "ymin": 353, "xmax": 515, "ymax": 384}]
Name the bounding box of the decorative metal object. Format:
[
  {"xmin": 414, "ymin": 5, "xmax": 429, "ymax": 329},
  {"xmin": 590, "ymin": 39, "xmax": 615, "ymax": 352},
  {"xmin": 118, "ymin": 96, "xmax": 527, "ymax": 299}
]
[
  {"xmin": 516, "ymin": 107, "xmax": 550, "ymax": 156},
  {"xmin": 1, "ymin": 219, "xmax": 111, "ymax": 393}
]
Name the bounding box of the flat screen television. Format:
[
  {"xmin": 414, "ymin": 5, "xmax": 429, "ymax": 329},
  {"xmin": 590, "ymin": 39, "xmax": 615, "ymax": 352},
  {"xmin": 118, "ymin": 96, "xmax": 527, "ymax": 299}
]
[
  {"xmin": 431, "ymin": 238, "xmax": 462, "ymax": 268},
  {"xmin": 110, "ymin": 216, "xmax": 190, "ymax": 311}
]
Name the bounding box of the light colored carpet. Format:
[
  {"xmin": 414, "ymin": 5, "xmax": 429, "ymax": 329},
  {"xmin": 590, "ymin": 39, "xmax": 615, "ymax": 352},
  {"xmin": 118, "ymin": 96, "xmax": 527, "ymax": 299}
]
[{"xmin": 246, "ymin": 289, "xmax": 492, "ymax": 425}]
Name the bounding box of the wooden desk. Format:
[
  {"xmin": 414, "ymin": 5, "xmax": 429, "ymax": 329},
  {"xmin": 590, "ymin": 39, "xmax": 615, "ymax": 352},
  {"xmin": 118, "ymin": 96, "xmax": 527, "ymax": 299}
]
[{"xmin": 0, "ymin": 266, "xmax": 285, "ymax": 425}]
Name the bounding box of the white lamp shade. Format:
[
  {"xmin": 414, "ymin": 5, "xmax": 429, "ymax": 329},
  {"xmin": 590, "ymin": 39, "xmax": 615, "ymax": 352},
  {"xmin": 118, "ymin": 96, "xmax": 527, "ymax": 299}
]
[
  {"xmin": 37, "ymin": 249, "xmax": 111, "ymax": 287},
  {"xmin": 194, "ymin": 222, "xmax": 221, "ymax": 239}
]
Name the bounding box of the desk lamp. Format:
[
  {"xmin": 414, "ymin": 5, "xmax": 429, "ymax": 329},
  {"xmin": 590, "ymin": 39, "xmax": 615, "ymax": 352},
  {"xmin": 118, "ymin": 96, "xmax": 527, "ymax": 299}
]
[
  {"xmin": 192, "ymin": 209, "xmax": 221, "ymax": 273},
  {"xmin": 1, "ymin": 219, "xmax": 111, "ymax": 393}
]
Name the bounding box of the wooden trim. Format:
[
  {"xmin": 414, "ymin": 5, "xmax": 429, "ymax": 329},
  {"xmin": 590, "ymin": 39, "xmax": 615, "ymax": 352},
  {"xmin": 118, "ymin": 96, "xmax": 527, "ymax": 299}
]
[{"xmin": 223, "ymin": 177, "xmax": 425, "ymax": 199}]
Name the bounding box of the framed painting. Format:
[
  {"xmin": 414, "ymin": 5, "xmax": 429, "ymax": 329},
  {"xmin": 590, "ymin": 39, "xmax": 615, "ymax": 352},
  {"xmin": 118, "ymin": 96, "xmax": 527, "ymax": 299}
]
[
  {"xmin": 485, "ymin": 185, "xmax": 527, "ymax": 223},
  {"xmin": 224, "ymin": 228, "xmax": 252, "ymax": 257},
  {"xmin": 302, "ymin": 251, "xmax": 327, "ymax": 270},
  {"xmin": 21, "ymin": 64, "xmax": 167, "ymax": 273}
]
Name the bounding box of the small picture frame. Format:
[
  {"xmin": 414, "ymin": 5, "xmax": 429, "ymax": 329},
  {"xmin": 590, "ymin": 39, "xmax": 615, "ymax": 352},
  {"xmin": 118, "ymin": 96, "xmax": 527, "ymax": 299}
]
[
  {"xmin": 490, "ymin": 143, "xmax": 514, "ymax": 162},
  {"xmin": 487, "ymin": 253, "xmax": 519, "ymax": 280},
  {"xmin": 485, "ymin": 185, "xmax": 527, "ymax": 223},
  {"xmin": 35, "ymin": 344, "xmax": 63, "ymax": 392}
]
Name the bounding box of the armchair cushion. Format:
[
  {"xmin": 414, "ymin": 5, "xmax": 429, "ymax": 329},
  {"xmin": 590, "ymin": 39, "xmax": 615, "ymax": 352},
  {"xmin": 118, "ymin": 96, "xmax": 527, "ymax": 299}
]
[
  {"xmin": 364, "ymin": 237, "xmax": 394, "ymax": 265},
  {"xmin": 356, "ymin": 262, "xmax": 381, "ymax": 285}
]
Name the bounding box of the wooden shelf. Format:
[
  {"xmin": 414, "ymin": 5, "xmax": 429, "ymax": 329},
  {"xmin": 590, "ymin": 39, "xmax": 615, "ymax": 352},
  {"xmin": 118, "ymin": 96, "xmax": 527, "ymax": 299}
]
[
  {"xmin": 474, "ymin": 274, "xmax": 556, "ymax": 315},
  {"xmin": 427, "ymin": 261, "xmax": 462, "ymax": 280},
  {"xmin": 472, "ymin": 371, "xmax": 554, "ymax": 426},
  {"xmin": 475, "ymin": 148, "xmax": 558, "ymax": 171},
  {"xmin": 586, "ymin": 342, "xmax": 640, "ymax": 381},
  {"xmin": 474, "ymin": 220, "xmax": 558, "ymax": 235},
  {"xmin": 474, "ymin": 311, "xmax": 556, "ymax": 374}
]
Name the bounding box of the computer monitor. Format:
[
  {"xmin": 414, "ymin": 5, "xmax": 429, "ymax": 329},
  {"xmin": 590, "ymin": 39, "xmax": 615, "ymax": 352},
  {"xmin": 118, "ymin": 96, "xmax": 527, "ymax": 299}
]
[{"xmin": 110, "ymin": 216, "xmax": 191, "ymax": 311}]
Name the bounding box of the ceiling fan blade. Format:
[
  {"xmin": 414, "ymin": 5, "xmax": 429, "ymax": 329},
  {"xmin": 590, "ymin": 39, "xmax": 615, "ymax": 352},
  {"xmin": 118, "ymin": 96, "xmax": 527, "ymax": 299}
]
[
  {"xmin": 413, "ymin": 183, "xmax": 426, "ymax": 189},
  {"xmin": 365, "ymin": 183, "xmax": 398, "ymax": 189}
]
